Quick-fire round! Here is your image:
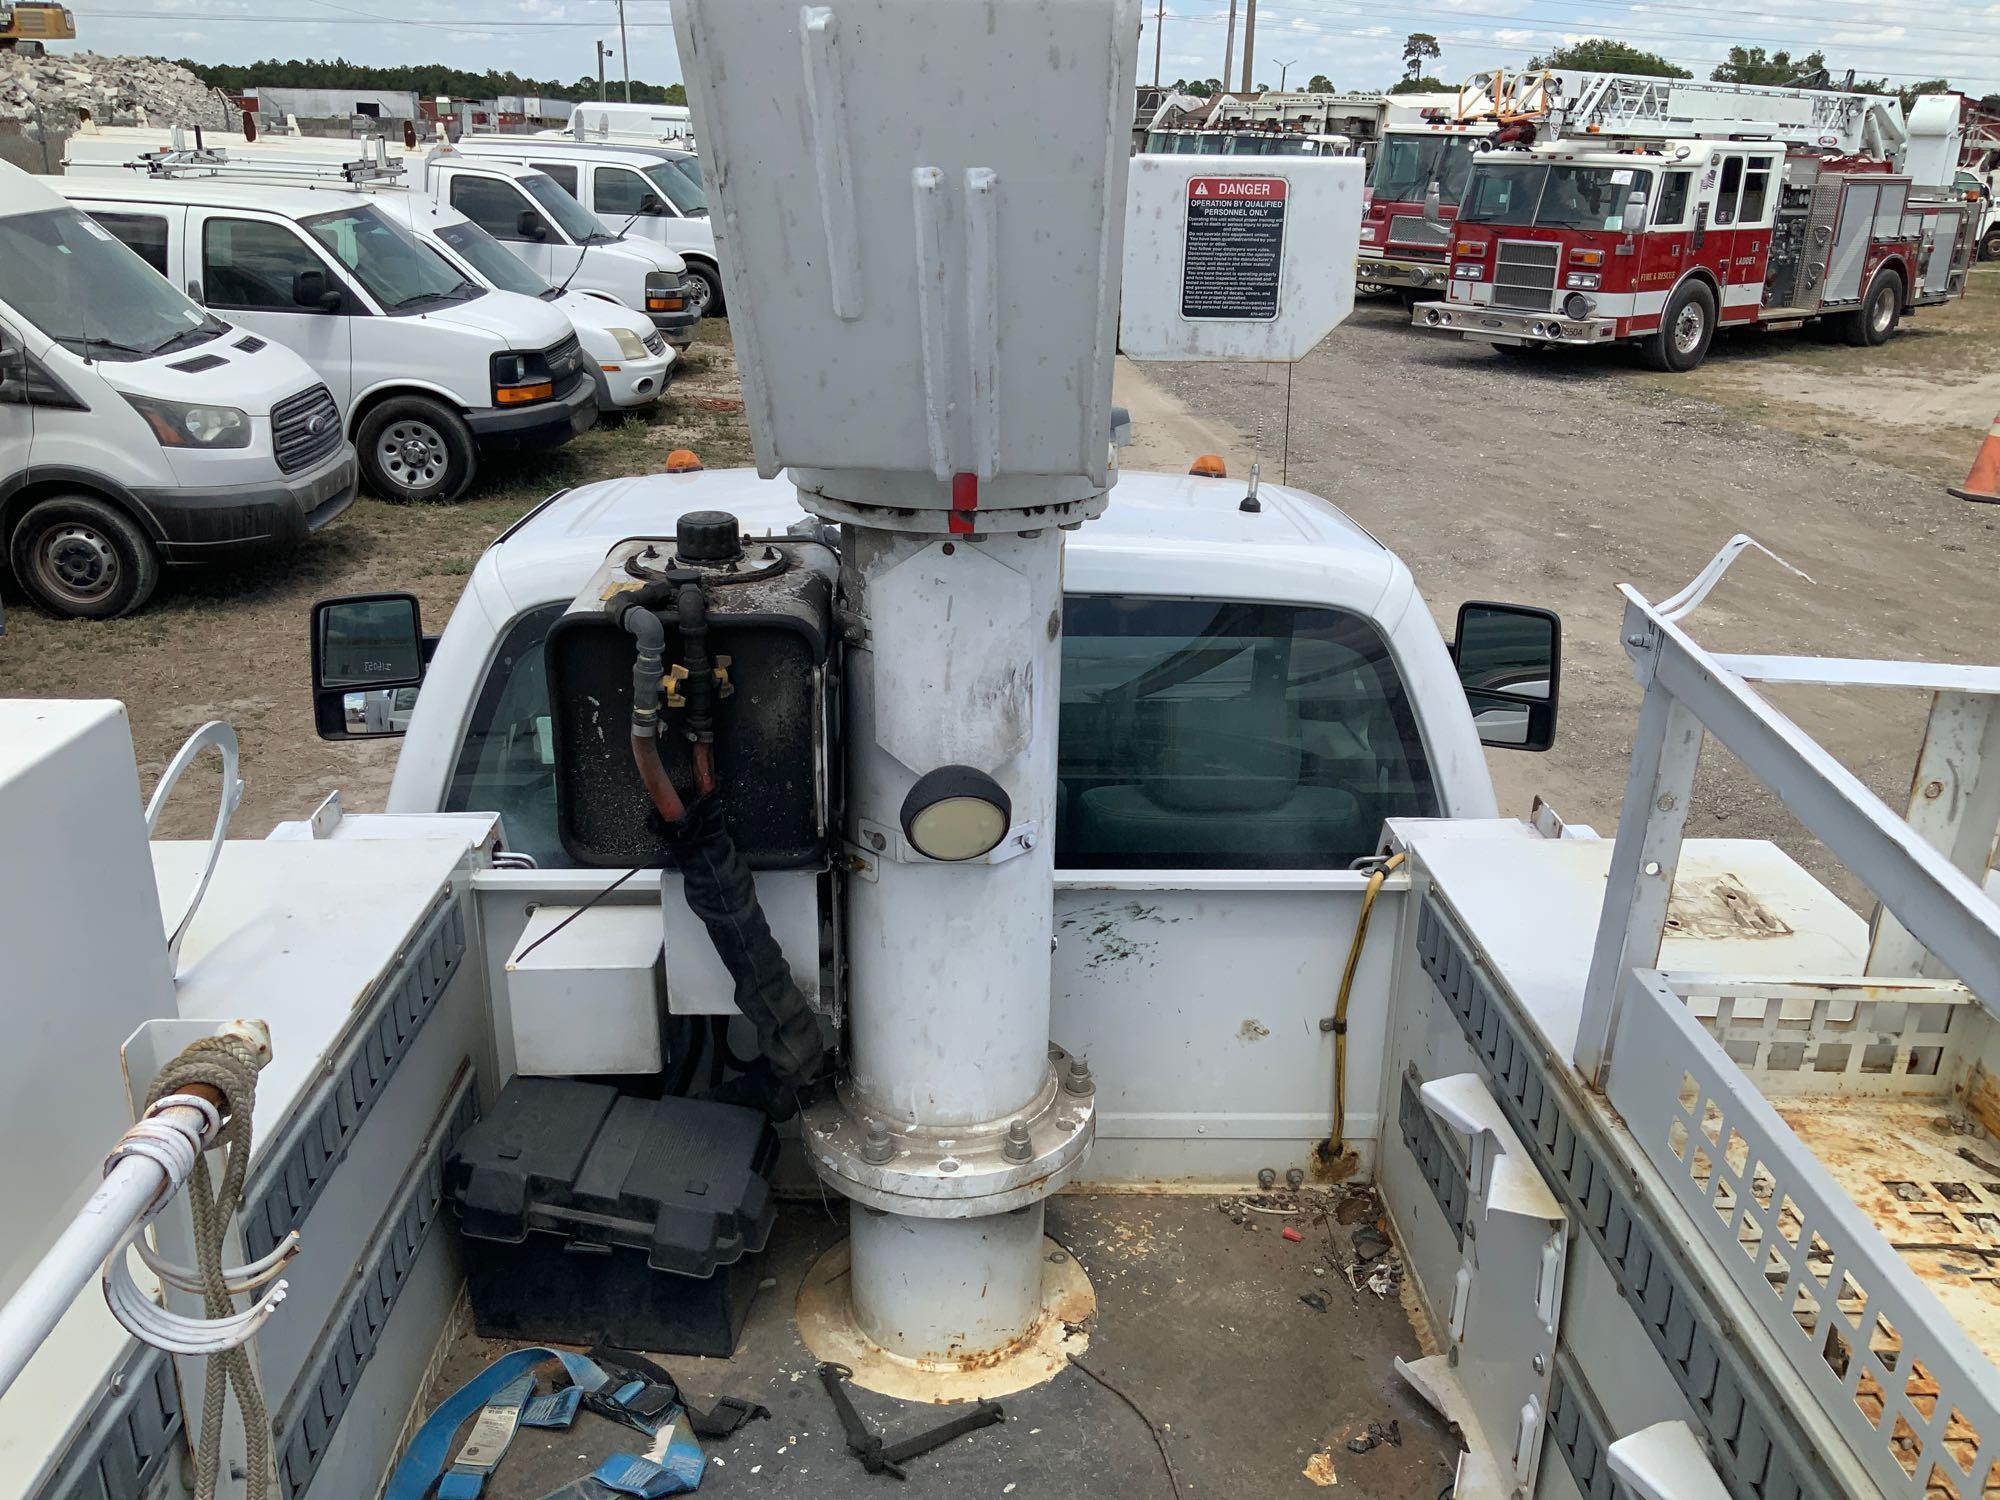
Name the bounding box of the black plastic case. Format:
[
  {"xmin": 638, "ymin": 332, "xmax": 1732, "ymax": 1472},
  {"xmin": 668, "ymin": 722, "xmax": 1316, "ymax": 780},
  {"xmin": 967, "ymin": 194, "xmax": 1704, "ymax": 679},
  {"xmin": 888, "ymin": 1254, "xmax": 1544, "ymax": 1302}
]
[{"xmin": 445, "ymin": 1078, "xmax": 777, "ymax": 1356}]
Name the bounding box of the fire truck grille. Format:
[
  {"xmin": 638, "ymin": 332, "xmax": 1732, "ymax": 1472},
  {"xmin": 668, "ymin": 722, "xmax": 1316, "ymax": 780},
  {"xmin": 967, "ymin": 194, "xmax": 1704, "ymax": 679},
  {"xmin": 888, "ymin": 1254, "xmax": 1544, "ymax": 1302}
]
[
  {"xmin": 1492, "ymin": 240, "xmax": 1560, "ymax": 311},
  {"xmin": 1387, "ymin": 214, "xmax": 1451, "ymax": 251}
]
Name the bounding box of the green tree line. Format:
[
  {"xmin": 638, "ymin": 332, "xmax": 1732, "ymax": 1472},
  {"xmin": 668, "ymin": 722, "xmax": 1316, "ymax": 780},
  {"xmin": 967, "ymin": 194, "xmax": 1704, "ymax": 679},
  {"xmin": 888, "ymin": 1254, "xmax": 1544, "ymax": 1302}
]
[{"xmin": 173, "ymin": 56, "xmax": 688, "ymax": 106}]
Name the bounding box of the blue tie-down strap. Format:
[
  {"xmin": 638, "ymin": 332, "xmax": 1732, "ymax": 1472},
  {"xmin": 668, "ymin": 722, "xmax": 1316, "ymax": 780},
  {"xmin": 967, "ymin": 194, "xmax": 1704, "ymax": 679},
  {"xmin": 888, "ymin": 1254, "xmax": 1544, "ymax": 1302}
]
[
  {"xmin": 385, "ymin": 1347, "xmax": 612, "ymax": 1500},
  {"xmin": 523, "ymin": 1386, "xmax": 586, "ymax": 1429},
  {"xmin": 533, "ymin": 1439, "xmax": 707, "ymax": 1500}
]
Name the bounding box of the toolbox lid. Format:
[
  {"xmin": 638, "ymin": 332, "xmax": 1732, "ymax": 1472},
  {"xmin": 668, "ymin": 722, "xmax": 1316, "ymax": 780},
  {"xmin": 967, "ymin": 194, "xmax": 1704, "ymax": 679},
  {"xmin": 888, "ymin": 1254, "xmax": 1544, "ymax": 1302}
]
[{"xmin": 446, "ymin": 1078, "xmax": 776, "ymax": 1278}]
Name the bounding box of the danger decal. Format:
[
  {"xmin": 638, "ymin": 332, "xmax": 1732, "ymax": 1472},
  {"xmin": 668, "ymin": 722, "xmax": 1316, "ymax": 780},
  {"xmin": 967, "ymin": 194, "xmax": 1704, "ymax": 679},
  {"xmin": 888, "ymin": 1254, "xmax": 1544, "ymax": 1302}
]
[{"xmin": 1182, "ymin": 175, "xmax": 1287, "ymax": 321}]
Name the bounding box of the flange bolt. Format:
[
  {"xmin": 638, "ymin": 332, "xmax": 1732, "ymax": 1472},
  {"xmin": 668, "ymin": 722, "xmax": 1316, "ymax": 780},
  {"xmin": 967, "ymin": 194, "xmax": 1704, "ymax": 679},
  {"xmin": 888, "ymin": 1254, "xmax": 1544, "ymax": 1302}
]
[
  {"xmin": 1064, "ymin": 1056, "xmax": 1095, "ymax": 1097},
  {"xmin": 1286, "ymin": 1167, "xmax": 1305, "ymax": 1189},
  {"xmin": 1003, "ymin": 1119, "xmax": 1034, "ymax": 1163},
  {"xmin": 861, "ymin": 1119, "xmax": 895, "ymax": 1165},
  {"xmin": 1258, "ymin": 1167, "xmax": 1278, "ymax": 1190}
]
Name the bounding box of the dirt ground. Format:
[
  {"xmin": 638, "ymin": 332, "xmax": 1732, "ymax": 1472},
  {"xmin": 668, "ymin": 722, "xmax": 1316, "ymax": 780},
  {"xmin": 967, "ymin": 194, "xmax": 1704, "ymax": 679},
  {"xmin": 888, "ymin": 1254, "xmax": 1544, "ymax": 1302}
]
[
  {"xmin": 6, "ymin": 286, "xmax": 2000, "ymax": 911},
  {"xmin": 1121, "ymin": 273, "xmax": 2000, "ymax": 905},
  {"xmin": 0, "ymin": 323, "xmax": 754, "ymax": 838}
]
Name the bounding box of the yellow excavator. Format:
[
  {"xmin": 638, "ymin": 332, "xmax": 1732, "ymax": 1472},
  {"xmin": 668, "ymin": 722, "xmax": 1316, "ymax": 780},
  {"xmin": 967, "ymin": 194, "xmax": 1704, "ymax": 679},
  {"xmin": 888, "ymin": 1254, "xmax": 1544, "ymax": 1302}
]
[{"xmin": 0, "ymin": 2, "xmax": 76, "ymax": 55}]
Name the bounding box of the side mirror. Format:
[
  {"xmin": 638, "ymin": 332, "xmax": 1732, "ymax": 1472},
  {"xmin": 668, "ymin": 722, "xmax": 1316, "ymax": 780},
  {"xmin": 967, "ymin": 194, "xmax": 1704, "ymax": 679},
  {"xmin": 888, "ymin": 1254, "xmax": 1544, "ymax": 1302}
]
[
  {"xmin": 1423, "ymin": 181, "xmax": 1442, "ymax": 223},
  {"xmin": 517, "ymin": 209, "xmax": 549, "ymax": 242},
  {"xmin": 311, "ymin": 592, "xmax": 425, "ymax": 740},
  {"xmin": 1451, "ymin": 601, "xmax": 1561, "ymax": 752},
  {"xmin": 638, "ymin": 193, "xmax": 665, "ymax": 215},
  {"xmin": 292, "ymin": 268, "xmax": 342, "ymax": 312},
  {"xmin": 1625, "ymin": 193, "xmax": 1649, "ymax": 231}
]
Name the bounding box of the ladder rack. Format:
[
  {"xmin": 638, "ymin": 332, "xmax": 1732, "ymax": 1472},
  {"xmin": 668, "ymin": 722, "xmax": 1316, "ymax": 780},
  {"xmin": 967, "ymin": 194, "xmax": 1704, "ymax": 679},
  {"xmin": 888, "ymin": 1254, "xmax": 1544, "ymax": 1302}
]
[{"xmin": 132, "ymin": 129, "xmax": 407, "ymax": 187}]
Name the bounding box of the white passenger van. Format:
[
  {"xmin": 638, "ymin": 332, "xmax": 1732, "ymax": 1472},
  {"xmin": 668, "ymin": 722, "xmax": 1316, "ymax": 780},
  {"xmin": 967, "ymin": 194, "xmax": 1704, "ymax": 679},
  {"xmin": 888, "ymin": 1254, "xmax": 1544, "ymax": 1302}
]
[
  {"xmin": 51, "ymin": 174, "xmax": 599, "ymax": 504},
  {"xmin": 451, "ymin": 137, "xmax": 724, "ymax": 315},
  {"xmin": 0, "ymin": 161, "xmax": 356, "ymax": 619},
  {"xmin": 62, "ymin": 129, "xmax": 704, "ymax": 348}
]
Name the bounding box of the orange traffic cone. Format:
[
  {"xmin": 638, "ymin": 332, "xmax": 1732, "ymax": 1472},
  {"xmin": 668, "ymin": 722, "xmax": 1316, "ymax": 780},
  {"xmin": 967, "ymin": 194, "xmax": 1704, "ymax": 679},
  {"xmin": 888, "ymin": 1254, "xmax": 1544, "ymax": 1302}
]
[{"xmin": 1949, "ymin": 413, "xmax": 2000, "ymax": 504}]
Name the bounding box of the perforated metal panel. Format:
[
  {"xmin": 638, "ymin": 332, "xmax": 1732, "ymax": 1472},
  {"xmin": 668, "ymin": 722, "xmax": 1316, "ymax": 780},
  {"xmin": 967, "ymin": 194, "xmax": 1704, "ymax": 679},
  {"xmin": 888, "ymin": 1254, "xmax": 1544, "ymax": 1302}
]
[
  {"xmin": 1413, "ymin": 895, "xmax": 1829, "ymax": 1500},
  {"xmin": 39, "ymin": 1346, "xmax": 183, "ymax": 1500},
  {"xmin": 1398, "ymin": 1073, "xmax": 1467, "ymax": 1247},
  {"xmin": 241, "ymin": 894, "xmax": 466, "ymax": 1263},
  {"xmin": 1551, "ymin": 1346, "xmax": 1638, "ymax": 1500},
  {"xmin": 273, "ymin": 1069, "xmax": 479, "ymax": 1500}
]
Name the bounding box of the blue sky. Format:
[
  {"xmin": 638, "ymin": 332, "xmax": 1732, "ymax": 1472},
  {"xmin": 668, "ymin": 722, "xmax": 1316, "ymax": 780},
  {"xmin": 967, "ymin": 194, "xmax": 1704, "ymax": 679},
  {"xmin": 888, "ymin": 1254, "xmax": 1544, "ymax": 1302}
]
[{"xmin": 61, "ymin": 0, "xmax": 2000, "ymax": 95}]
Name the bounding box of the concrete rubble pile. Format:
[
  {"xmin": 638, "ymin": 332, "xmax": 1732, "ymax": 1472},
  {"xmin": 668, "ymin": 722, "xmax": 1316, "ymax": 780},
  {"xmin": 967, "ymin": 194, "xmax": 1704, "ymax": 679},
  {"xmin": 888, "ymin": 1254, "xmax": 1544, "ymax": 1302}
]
[{"xmin": 1, "ymin": 51, "xmax": 230, "ymax": 133}]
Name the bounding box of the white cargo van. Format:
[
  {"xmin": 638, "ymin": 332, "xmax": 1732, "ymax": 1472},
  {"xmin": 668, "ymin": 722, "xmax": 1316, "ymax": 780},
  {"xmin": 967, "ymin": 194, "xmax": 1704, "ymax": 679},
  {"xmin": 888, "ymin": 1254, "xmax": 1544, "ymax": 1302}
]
[
  {"xmin": 564, "ymin": 100, "xmax": 695, "ymax": 147},
  {"xmin": 0, "ymin": 161, "xmax": 356, "ymax": 619},
  {"xmin": 452, "ymin": 137, "xmax": 724, "ymax": 315},
  {"xmin": 62, "ymin": 129, "xmax": 705, "ymax": 347},
  {"xmin": 51, "ymin": 174, "xmax": 599, "ymax": 504},
  {"xmin": 398, "ymin": 199, "xmax": 676, "ymax": 414}
]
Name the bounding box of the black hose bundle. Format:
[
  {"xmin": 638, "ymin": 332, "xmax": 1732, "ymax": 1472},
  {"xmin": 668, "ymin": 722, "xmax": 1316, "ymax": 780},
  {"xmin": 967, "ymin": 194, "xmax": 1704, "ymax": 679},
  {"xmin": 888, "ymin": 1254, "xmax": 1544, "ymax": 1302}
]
[{"xmin": 658, "ymin": 795, "xmax": 824, "ymax": 1118}]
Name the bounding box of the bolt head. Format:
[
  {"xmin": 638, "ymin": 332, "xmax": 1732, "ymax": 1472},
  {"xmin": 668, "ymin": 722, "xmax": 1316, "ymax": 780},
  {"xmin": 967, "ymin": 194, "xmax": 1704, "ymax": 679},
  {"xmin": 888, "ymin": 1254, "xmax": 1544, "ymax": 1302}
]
[
  {"xmin": 1064, "ymin": 1056, "xmax": 1095, "ymax": 1096},
  {"xmin": 861, "ymin": 1119, "xmax": 895, "ymax": 1165},
  {"xmin": 1003, "ymin": 1119, "xmax": 1034, "ymax": 1162},
  {"xmin": 1258, "ymin": 1167, "xmax": 1278, "ymax": 1189},
  {"xmin": 1286, "ymin": 1167, "xmax": 1305, "ymax": 1189},
  {"xmin": 1533, "ymin": 1353, "xmax": 1546, "ymax": 1374},
  {"xmin": 1925, "ymin": 779, "xmax": 1946, "ymax": 799}
]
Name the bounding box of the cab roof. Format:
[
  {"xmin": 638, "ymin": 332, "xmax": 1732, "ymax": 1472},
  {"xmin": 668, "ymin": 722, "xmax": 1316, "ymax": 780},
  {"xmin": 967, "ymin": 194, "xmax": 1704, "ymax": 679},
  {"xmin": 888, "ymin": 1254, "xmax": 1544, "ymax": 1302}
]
[
  {"xmin": 470, "ymin": 467, "xmax": 1406, "ymax": 624},
  {"xmin": 459, "ymin": 137, "xmax": 695, "ymax": 167}
]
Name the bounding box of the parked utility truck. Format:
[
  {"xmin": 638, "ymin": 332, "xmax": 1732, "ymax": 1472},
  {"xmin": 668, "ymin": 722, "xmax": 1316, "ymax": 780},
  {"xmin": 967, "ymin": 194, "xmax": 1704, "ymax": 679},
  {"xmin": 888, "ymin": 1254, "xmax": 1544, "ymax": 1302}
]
[{"xmin": 5, "ymin": 7, "xmax": 2000, "ymax": 1500}]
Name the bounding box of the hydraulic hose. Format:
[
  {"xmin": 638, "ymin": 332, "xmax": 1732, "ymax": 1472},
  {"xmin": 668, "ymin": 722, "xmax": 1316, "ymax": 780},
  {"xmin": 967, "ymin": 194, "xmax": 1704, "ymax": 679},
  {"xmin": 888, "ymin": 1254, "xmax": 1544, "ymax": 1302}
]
[
  {"xmin": 622, "ymin": 605, "xmax": 687, "ymax": 823},
  {"xmin": 1319, "ymin": 851, "xmax": 1406, "ymax": 1168}
]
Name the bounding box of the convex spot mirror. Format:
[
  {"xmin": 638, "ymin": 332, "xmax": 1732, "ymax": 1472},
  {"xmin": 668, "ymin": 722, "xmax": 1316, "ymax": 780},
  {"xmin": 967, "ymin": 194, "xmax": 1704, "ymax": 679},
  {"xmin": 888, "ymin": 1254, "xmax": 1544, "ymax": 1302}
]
[
  {"xmin": 311, "ymin": 592, "xmax": 425, "ymax": 740},
  {"xmin": 1452, "ymin": 601, "xmax": 1560, "ymax": 751}
]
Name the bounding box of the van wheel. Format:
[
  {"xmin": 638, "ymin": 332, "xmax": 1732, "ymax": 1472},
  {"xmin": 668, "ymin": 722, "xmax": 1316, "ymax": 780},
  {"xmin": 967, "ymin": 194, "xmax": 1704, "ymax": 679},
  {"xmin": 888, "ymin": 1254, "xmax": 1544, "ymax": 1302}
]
[
  {"xmin": 1640, "ymin": 281, "xmax": 1716, "ymax": 372},
  {"xmin": 1844, "ymin": 268, "xmax": 1903, "ymax": 347},
  {"xmin": 9, "ymin": 495, "xmax": 160, "ymax": 620},
  {"xmin": 357, "ymin": 397, "xmax": 476, "ymax": 503},
  {"xmin": 686, "ymin": 261, "xmax": 724, "ymax": 318}
]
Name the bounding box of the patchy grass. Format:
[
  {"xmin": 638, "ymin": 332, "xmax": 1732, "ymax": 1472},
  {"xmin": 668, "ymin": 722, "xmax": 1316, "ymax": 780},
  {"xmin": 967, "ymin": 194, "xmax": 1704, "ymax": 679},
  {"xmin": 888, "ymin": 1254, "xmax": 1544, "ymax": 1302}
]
[
  {"xmin": 0, "ymin": 320, "xmax": 753, "ymax": 838},
  {"xmin": 1624, "ymin": 268, "xmax": 2000, "ymax": 488}
]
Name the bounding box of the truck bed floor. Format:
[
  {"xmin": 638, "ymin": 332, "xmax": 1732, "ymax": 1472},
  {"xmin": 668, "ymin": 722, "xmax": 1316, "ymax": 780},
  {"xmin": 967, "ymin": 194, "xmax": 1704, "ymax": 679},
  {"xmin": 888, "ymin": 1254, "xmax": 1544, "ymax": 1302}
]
[{"xmin": 419, "ymin": 1193, "xmax": 1455, "ymax": 1497}]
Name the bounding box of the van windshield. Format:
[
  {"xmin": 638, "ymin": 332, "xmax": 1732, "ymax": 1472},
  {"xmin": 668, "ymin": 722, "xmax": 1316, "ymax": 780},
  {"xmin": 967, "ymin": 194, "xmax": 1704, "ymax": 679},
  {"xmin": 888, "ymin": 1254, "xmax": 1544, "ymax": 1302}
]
[
  {"xmin": 1369, "ymin": 134, "xmax": 1478, "ymax": 205},
  {"xmin": 303, "ymin": 203, "xmax": 483, "ymax": 312},
  {"xmin": 643, "ymin": 162, "xmax": 707, "ymax": 217},
  {"xmin": 1459, "ymin": 163, "xmax": 1654, "ymax": 231},
  {"xmin": 520, "ymin": 171, "xmax": 614, "ymax": 244},
  {"xmin": 435, "ymin": 219, "xmax": 553, "ymax": 297},
  {"xmin": 0, "ymin": 206, "xmax": 223, "ymax": 361}
]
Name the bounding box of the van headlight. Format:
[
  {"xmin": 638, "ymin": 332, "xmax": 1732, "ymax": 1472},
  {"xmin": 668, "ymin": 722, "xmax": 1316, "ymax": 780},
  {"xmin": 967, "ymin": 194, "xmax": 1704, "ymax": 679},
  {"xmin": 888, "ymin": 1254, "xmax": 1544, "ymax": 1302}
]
[
  {"xmin": 491, "ymin": 350, "xmax": 556, "ymax": 405},
  {"xmin": 124, "ymin": 395, "xmax": 251, "ymax": 449},
  {"xmin": 611, "ymin": 327, "xmax": 650, "ymax": 360}
]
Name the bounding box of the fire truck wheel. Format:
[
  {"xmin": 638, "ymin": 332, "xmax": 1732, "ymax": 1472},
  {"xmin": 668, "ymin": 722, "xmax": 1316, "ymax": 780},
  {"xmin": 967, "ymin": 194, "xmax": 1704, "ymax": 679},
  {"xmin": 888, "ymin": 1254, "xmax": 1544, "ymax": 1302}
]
[
  {"xmin": 1640, "ymin": 281, "xmax": 1716, "ymax": 373},
  {"xmin": 1845, "ymin": 268, "xmax": 1904, "ymax": 348}
]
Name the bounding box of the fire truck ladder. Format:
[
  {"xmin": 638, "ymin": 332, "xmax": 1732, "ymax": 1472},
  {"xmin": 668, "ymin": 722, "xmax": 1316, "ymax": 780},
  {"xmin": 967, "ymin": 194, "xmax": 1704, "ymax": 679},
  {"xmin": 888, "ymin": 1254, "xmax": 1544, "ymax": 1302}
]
[{"xmin": 1554, "ymin": 74, "xmax": 1894, "ymax": 155}]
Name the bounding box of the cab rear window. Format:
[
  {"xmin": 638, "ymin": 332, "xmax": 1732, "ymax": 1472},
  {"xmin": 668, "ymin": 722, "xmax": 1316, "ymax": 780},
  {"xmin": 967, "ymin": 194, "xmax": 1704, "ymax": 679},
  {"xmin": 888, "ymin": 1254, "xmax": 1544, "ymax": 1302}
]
[{"xmin": 446, "ymin": 597, "xmax": 1439, "ymax": 872}]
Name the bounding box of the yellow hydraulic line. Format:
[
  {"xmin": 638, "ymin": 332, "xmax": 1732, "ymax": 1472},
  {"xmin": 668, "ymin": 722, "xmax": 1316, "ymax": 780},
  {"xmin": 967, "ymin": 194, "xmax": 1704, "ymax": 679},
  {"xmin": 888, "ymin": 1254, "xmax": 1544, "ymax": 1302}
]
[{"xmin": 1324, "ymin": 850, "xmax": 1406, "ymax": 1163}]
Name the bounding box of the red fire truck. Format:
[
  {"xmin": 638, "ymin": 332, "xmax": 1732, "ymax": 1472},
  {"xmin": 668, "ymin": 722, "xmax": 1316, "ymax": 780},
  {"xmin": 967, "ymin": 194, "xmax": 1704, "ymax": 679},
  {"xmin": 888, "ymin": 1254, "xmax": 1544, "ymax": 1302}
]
[
  {"xmin": 1355, "ymin": 113, "xmax": 1496, "ymax": 301},
  {"xmin": 1411, "ymin": 87, "xmax": 1976, "ymax": 370}
]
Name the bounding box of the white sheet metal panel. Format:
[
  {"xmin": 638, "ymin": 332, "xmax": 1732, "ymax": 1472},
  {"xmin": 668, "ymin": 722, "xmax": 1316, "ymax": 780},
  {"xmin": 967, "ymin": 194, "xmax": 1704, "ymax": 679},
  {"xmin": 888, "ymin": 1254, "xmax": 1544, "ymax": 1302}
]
[
  {"xmin": 1825, "ymin": 182, "xmax": 1881, "ymax": 302},
  {"xmin": 669, "ymin": 0, "xmax": 1137, "ymax": 494},
  {"xmin": 0, "ymin": 702, "xmax": 178, "ymax": 1499},
  {"xmin": 1120, "ymin": 154, "xmax": 1364, "ymax": 361}
]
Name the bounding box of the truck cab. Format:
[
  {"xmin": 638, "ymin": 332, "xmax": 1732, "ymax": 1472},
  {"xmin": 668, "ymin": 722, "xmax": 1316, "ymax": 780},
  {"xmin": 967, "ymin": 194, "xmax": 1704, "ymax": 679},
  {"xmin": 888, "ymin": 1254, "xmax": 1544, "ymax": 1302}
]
[
  {"xmin": 1356, "ymin": 121, "xmax": 1495, "ymax": 300},
  {"xmin": 51, "ymin": 174, "xmax": 599, "ymax": 503},
  {"xmin": 0, "ymin": 161, "xmax": 355, "ymax": 618},
  {"xmin": 450, "ymin": 137, "xmax": 725, "ymax": 316},
  {"xmin": 308, "ymin": 463, "xmax": 1557, "ymax": 1177}
]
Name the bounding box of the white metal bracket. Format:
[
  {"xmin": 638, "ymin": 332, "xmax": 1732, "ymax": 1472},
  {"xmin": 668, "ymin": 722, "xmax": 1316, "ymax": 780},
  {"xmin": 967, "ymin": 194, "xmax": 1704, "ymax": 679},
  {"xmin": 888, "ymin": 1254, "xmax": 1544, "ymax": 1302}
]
[
  {"xmin": 1396, "ymin": 1072, "xmax": 1568, "ymax": 1500},
  {"xmin": 1606, "ymin": 1421, "xmax": 1731, "ymax": 1500}
]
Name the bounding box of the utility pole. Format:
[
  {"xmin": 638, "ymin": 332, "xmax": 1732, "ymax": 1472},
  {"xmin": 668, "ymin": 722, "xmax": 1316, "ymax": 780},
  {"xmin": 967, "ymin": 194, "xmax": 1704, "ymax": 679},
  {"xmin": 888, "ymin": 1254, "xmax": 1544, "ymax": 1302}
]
[
  {"xmin": 596, "ymin": 39, "xmax": 608, "ymax": 103},
  {"xmin": 1275, "ymin": 56, "xmax": 1296, "ymax": 90},
  {"xmin": 1221, "ymin": 0, "xmax": 1236, "ymax": 99},
  {"xmin": 1151, "ymin": 0, "xmax": 1163, "ymax": 88},
  {"xmin": 617, "ymin": 0, "xmax": 631, "ymax": 102},
  {"xmin": 1240, "ymin": 0, "xmax": 1256, "ymax": 94}
]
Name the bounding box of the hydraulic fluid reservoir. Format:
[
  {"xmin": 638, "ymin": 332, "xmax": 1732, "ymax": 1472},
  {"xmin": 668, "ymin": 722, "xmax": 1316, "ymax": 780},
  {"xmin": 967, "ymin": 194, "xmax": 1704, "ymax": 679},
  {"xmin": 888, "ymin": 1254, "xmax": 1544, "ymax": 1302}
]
[{"xmin": 545, "ymin": 511, "xmax": 837, "ymax": 870}]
